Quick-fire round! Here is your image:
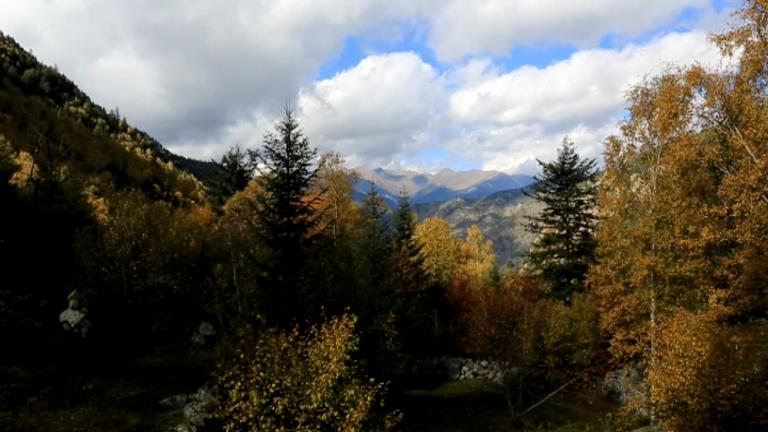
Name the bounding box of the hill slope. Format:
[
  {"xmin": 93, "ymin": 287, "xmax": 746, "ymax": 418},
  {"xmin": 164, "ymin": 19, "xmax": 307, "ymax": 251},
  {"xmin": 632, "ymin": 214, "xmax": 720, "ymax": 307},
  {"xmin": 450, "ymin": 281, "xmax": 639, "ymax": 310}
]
[
  {"xmin": 415, "ymin": 188, "xmax": 542, "ymax": 265},
  {"xmin": 0, "ymin": 31, "xmax": 219, "ymax": 190}
]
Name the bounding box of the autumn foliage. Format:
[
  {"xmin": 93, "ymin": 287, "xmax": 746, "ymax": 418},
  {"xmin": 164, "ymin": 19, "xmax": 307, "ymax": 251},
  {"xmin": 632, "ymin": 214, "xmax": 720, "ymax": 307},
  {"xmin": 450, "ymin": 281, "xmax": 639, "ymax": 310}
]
[
  {"xmin": 588, "ymin": 1, "xmax": 768, "ymax": 428},
  {"xmin": 649, "ymin": 308, "xmax": 768, "ymax": 431},
  {"xmin": 215, "ymin": 314, "xmax": 399, "ymax": 432}
]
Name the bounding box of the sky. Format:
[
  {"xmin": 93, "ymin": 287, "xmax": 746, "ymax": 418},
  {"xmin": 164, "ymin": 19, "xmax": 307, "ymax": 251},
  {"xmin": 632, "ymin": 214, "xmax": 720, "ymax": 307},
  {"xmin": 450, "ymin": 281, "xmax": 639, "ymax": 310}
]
[{"xmin": 0, "ymin": 0, "xmax": 742, "ymax": 174}]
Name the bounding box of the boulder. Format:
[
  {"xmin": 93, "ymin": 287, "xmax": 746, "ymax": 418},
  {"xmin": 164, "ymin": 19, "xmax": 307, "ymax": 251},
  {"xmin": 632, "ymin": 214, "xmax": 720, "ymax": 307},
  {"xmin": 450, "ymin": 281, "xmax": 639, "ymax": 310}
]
[
  {"xmin": 602, "ymin": 364, "xmax": 647, "ymax": 406},
  {"xmin": 162, "ymin": 382, "xmax": 219, "ymax": 432},
  {"xmin": 190, "ymin": 321, "xmax": 216, "ymax": 346},
  {"xmin": 159, "ymin": 394, "xmax": 188, "ymax": 409}
]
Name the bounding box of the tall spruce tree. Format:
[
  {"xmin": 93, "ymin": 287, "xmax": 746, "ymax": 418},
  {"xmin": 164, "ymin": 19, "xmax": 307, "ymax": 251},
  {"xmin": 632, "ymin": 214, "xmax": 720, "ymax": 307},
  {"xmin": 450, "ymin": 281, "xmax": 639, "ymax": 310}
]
[
  {"xmin": 359, "ymin": 189, "xmax": 393, "ymax": 292},
  {"xmin": 393, "ymin": 190, "xmax": 416, "ymax": 251},
  {"xmin": 525, "ymin": 138, "xmax": 598, "ymax": 302},
  {"xmin": 249, "ymin": 107, "xmax": 319, "ymax": 325}
]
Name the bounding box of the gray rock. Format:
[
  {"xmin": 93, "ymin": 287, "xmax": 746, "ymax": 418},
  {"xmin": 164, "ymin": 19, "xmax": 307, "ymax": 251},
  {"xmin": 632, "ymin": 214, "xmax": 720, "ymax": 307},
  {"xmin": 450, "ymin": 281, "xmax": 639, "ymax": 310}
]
[
  {"xmin": 159, "ymin": 394, "xmax": 188, "ymax": 409},
  {"xmin": 435, "ymin": 356, "xmax": 509, "ymax": 384},
  {"xmin": 59, "ymin": 290, "xmax": 91, "ymax": 337},
  {"xmin": 190, "ymin": 321, "xmax": 216, "ymax": 346},
  {"xmin": 163, "ymin": 383, "xmax": 219, "ymax": 432},
  {"xmin": 602, "ymin": 363, "xmax": 651, "ymax": 420}
]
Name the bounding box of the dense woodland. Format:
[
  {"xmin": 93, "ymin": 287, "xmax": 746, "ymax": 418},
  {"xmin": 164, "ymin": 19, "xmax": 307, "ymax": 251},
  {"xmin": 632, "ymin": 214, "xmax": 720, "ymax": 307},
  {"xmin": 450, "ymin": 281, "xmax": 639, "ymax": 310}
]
[{"xmin": 1, "ymin": 2, "xmax": 768, "ymax": 431}]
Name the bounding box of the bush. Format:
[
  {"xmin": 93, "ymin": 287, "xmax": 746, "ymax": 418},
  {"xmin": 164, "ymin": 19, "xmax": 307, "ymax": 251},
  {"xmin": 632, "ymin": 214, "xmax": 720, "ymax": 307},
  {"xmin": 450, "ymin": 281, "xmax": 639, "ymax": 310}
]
[
  {"xmin": 215, "ymin": 314, "xmax": 399, "ymax": 432},
  {"xmin": 448, "ymin": 271, "xmax": 542, "ymax": 362},
  {"xmin": 538, "ymin": 292, "xmax": 601, "ymax": 381},
  {"xmin": 649, "ymin": 308, "xmax": 768, "ymax": 431}
]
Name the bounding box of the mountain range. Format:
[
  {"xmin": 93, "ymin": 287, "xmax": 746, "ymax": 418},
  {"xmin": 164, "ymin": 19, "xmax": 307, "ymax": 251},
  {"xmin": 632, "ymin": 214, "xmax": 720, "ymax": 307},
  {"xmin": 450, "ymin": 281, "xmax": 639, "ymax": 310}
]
[{"xmin": 353, "ymin": 167, "xmax": 533, "ymax": 205}]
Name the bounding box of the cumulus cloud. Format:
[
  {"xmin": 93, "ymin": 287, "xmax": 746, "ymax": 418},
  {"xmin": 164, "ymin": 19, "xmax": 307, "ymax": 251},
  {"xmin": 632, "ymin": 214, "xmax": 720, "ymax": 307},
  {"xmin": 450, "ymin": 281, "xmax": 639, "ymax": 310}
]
[
  {"xmin": 444, "ymin": 31, "xmax": 724, "ymax": 172},
  {"xmin": 298, "ymin": 52, "xmax": 444, "ymax": 167},
  {"xmin": 0, "ymin": 0, "xmax": 429, "ymax": 152},
  {"xmin": 0, "ymin": 0, "xmax": 735, "ymax": 171},
  {"xmin": 428, "ymin": 0, "xmax": 711, "ymax": 62}
]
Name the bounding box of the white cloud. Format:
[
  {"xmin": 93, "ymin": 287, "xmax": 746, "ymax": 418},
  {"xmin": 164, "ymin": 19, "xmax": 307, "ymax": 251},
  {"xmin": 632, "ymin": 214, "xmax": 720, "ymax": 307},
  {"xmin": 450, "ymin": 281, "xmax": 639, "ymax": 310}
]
[
  {"xmin": 299, "ymin": 52, "xmax": 444, "ymax": 167},
  {"xmin": 444, "ymin": 31, "xmax": 725, "ymax": 173},
  {"xmin": 440, "ymin": 123, "xmax": 613, "ymax": 174},
  {"xmin": 428, "ymin": 0, "xmax": 711, "ymax": 62},
  {"xmin": 0, "ymin": 1, "xmax": 735, "ymax": 172},
  {"xmin": 0, "ymin": 0, "xmax": 430, "ymax": 149}
]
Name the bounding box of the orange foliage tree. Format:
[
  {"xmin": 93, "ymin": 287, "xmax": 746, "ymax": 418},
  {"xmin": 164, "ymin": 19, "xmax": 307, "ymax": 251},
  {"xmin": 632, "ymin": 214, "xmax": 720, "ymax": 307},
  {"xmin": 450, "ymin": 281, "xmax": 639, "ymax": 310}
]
[{"xmin": 589, "ymin": 0, "xmax": 768, "ymax": 427}]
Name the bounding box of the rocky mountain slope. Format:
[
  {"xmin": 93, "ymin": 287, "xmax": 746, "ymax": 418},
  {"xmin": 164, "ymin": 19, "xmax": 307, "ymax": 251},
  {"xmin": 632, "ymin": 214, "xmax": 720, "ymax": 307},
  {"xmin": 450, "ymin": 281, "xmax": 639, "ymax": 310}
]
[{"xmin": 415, "ymin": 188, "xmax": 542, "ymax": 265}]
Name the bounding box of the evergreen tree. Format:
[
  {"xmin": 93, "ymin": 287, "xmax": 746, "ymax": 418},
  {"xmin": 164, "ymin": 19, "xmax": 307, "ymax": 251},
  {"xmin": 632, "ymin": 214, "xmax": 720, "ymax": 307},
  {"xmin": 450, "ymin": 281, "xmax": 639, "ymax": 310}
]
[
  {"xmin": 391, "ymin": 191, "xmax": 439, "ymax": 354},
  {"xmin": 525, "ymin": 138, "xmax": 598, "ymax": 302},
  {"xmin": 359, "ymin": 188, "xmax": 393, "ymax": 287},
  {"xmin": 211, "ymin": 144, "xmax": 252, "ymax": 206},
  {"xmin": 249, "ymin": 107, "xmax": 319, "ymax": 325},
  {"xmin": 393, "ymin": 190, "xmax": 417, "ymax": 251}
]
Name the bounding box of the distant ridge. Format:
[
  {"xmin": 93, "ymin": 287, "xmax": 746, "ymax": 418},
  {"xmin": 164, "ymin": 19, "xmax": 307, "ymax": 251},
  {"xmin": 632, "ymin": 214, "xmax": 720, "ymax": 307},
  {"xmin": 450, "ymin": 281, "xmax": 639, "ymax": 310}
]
[
  {"xmin": 353, "ymin": 166, "xmax": 534, "ymax": 205},
  {"xmin": 414, "ymin": 187, "xmax": 542, "ymax": 265}
]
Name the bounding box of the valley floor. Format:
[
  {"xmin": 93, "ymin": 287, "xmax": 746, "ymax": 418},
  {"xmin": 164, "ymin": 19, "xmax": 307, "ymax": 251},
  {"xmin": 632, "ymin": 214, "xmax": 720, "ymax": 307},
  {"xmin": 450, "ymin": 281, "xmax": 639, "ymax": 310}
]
[{"xmin": 1, "ymin": 348, "xmax": 617, "ymax": 432}]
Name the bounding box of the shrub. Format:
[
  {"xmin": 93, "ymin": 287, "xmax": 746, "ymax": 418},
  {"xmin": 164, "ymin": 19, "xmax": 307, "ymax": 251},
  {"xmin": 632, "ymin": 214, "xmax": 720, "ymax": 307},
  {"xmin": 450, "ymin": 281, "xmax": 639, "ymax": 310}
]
[
  {"xmin": 539, "ymin": 292, "xmax": 601, "ymax": 381},
  {"xmin": 215, "ymin": 314, "xmax": 399, "ymax": 432},
  {"xmin": 649, "ymin": 308, "xmax": 768, "ymax": 431}
]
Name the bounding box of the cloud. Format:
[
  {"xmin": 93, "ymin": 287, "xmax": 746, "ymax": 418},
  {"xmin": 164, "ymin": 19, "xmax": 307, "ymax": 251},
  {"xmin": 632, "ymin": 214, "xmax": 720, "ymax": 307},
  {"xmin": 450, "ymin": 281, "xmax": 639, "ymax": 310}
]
[
  {"xmin": 298, "ymin": 52, "xmax": 444, "ymax": 167},
  {"xmin": 0, "ymin": 1, "xmax": 735, "ymax": 172},
  {"xmin": 443, "ymin": 31, "xmax": 724, "ymax": 173},
  {"xmin": 428, "ymin": 0, "xmax": 711, "ymax": 62},
  {"xmin": 0, "ymin": 0, "xmax": 429, "ymax": 152}
]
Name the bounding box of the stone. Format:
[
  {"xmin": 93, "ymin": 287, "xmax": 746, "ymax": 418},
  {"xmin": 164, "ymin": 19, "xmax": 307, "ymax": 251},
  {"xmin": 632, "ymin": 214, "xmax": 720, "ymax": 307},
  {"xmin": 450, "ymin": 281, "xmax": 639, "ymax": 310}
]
[
  {"xmin": 602, "ymin": 363, "xmax": 648, "ymax": 410},
  {"xmin": 159, "ymin": 394, "xmax": 188, "ymax": 409},
  {"xmin": 190, "ymin": 321, "xmax": 216, "ymax": 346},
  {"xmin": 59, "ymin": 308, "xmax": 86, "ymax": 329},
  {"xmin": 163, "ymin": 382, "xmax": 219, "ymax": 432},
  {"xmin": 444, "ymin": 357, "xmax": 462, "ymax": 378}
]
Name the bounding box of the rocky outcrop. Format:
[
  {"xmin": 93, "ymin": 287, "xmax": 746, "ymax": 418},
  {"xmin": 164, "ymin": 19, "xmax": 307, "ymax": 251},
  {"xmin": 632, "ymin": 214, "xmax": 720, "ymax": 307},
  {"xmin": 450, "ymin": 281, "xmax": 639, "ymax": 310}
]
[
  {"xmin": 601, "ymin": 364, "xmax": 647, "ymax": 406},
  {"xmin": 160, "ymin": 382, "xmax": 218, "ymax": 432},
  {"xmin": 428, "ymin": 356, "xmax": 509, "ymax": 384},
  {"xmin": 190, "ymin": 321, "xmax": 216, "ymax": 346}
]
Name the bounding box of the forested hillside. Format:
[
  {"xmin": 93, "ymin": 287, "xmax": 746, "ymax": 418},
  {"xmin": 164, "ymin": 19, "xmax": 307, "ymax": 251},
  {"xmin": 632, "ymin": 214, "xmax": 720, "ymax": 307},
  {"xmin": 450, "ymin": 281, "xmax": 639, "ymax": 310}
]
[
  {"xmin": 415, "ymin": 188, "xmax": 542, "ymax": 265},
  {"xmin": 0, "ymin": 32, "xmax": 220, "ymax": 188},
  {"xmin": 1, "ymin": 2, "xmax": 768, "ymax": 431}
]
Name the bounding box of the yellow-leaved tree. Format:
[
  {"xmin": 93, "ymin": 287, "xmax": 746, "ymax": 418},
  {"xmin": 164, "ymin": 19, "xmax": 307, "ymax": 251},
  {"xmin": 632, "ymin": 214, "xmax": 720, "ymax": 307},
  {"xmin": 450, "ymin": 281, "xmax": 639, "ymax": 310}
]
[
  {"xmin": 589, "ymin": 0, "xmax": 768, "ymax": 427},
  {"xmin": 415, "ymin": 217, "xmax": 462, "ymax": 287},
  {"xmin": 215, "ymin": 314, "xmax": 400, "ymax": 432},
  {"xmin": 459, "ymin": 225, "xmax": 497, "ymax": 288}
]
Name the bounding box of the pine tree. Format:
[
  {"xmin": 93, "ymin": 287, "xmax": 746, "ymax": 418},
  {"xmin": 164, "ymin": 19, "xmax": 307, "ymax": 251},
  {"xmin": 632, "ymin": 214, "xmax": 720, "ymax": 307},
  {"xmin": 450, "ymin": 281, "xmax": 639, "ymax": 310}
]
[
  {"xmin": 525, "ymin": 138, "xmax": 598, "ymax": 302},
  {"xmin": 392, "ymin": 190, "xmax": 424, "ymax": 293},
  {"xmin": 359, "ymin": 188, "xmax": 393, "ymax": 285},
  {"xmin": 393, "ymin": 190, "xmax": 416, "ymax": 251},
  {"xmin": 211, "ymin": 144, "xmax": 252, "ymax": 206},
  {"xmin": 391, "ymin": 190, "xmax": 441, "ymax": 354},
  {"xmin": 249, "ymin": 107, "xmax": 319, "ymax": 325}
]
